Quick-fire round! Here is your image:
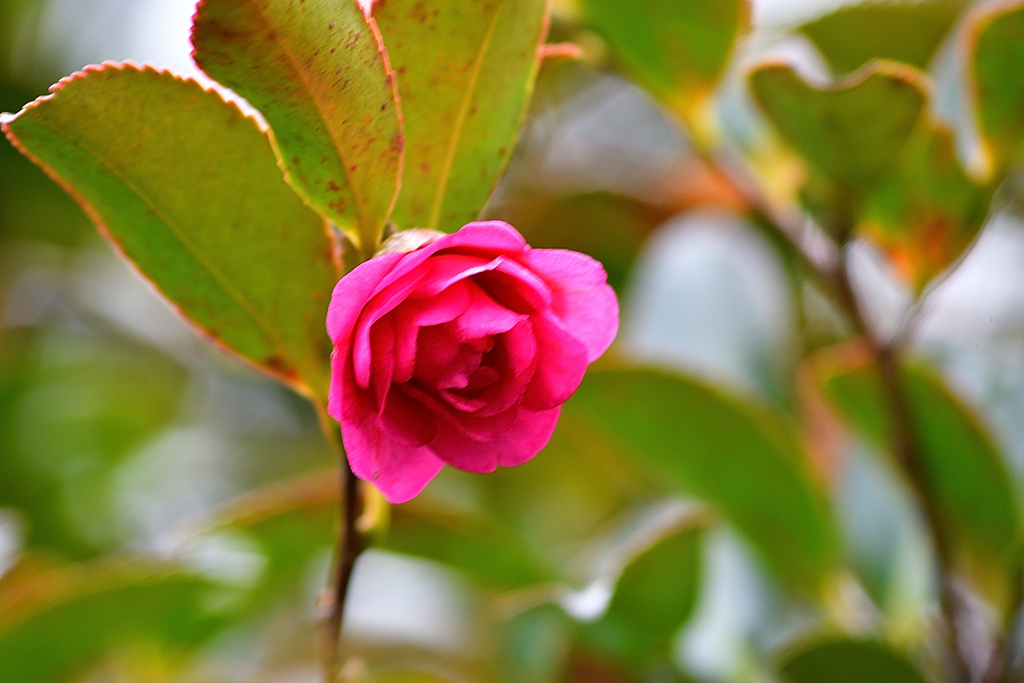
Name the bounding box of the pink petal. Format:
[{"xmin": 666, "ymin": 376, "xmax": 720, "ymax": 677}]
[
  {"xmin": 472, "ymin": 260, "xmax": 552, "ymax": 313},
  {"xmin": 414, "ymin": 325, "xmax": 467, "ymax": 386},
  {"xmin": 469, "ymin": 321, "xmax": 538, "ymax": 417},
  {"xmin": 525, "ymin": 249, "xmax": 619, "ymax": 362},
  {"xmin": 362, "ymin": 221, "xmax": 526, "ymax": 305},
  {"xmin": 416, "ymin": 254, "xmax": 496, "ymax": 296},
  {"xmin": 436, "ymin": 335, "xmax": 492, "ymax": 391},
  {"xmin": 377, "ymin": 385, "xmax": 437, "ymax": 447},
  {"xmin": 404, "ymin": 382, "xmax": 518, "ymax": 442},
  {"xmin": 393, "ymin": 282, "xmax": 473, "ymax": 383},
  {"xmin": 339, "ymin": 358, "xmax": 445, "ymax": 503},
  {"xmin": 453, "ymin": 290, "xmax": 525, "ymax": 340},
  {"xmin": 326, "ymin": 252, "xmax": 403, "ymax": 344},
  {"xmin": 369, "ymin": 316, "xmax": 396, "ymax": 410},
  {"xmin": 347, "ymin": 429, "xmax": 446, "ymax": 504},
  {"xmin": 521, "ymin": 312, "xmax": 589, "ymax": 411},
  {"xmin": 352, "ymin": 266, "xmax": 429, "ymax": 388},
  {"xmin": 428, "ymin": 406, "xmax": 562, "ymax": 472},
  {"xmin": 438, "ymin": 220, "xmax": 528, "ymax": 254}
]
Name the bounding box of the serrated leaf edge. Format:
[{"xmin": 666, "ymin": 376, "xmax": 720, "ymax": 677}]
[{"xmin": 1, "ymin": 61, "xmax": 337, "ymax": 401}]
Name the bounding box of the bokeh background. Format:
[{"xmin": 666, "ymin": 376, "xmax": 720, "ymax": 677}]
[{"xmin": 1, "ymin": 0, "xmax": 1024, "ymax": 681}]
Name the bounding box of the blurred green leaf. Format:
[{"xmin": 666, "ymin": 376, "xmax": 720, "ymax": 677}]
[
  {"xmin": 373, "ymin": 0, "xmax": 548, "ymax": 232},
  {"xmin": 201, "ymin": 469, "xmax": 555, "ymax": 597},
  {"xmin": 968, "ymin": 0, "xmax": 1024, "ymax": 177},
  {"xmin": 3, "ymin": 64, "xmax": 338, "ymax": 399},
  {"xmin": 500, "ymin": 604, "xmax": 573, "ymax": 683},
  {"xmin": 0, "ymin": 328, "xmax": 186, "ymax": 557},
  {"xmin": 579, "ymin": 526, "xmax": 702, "ymax": 665},
  {"xmin": 816, "ymin": 350, "xmax": 1019, "ymax": 566},
  {"xmin": 0, "ymin": 560, "xmax": 231, "ymax": 683},
  {"xmin": 473, "ymin": 416, "xmax": 645, "ymax": 580},
  {"xmin": 384, "ymin": 503, "xmax": 555, "ymax": 590},
  {"xmin": 800, "ymin": 1, "xmax": 962, "ymax": 75},
  {"xmin": 198, "ymin": 470, "xmax": 336, "ymax": 609},
  {"xmin": 580, "ymin": 0, "xmax": 747, "ymax": 133},
  {"xmin": 564, "ymin": 368, "xmax": 838, "ymax": 590},
  {"xmin": 861, "ymin": 121, "xmax": 993, "ymax": 290},
  {"xmin": 749, "ymin": 62, "xmax": 927, "ymax": 203},
  {"xmin": 491, "ymin": 191, "xmax": 675, "ymax": 292},
  {"xmin": 777, "ymin": 638, "xmax": 929, "ymax": 683},
  {"xmin": 191, "ymin": 0, "xmax": 403, "ymax": 251}
]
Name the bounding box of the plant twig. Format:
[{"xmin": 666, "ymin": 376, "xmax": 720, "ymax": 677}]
[
  {"xmin": 832, "ymin": 252, "xmax": 972, "ymax": 683},
  {"xmin": 314, "ymin": 408, "xmax": 366, "ymax": 683},
  {"xmin": 699, "ymin": 138, "xmax": 976, "ymax": 681}
]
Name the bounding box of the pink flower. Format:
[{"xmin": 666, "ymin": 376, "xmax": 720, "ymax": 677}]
[{"xmin": 326, "ymin": 221, "xmax": 619, "ymax": 503}]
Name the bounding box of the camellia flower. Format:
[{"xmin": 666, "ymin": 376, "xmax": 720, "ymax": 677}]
[{"xmin": 327, "ymin": 221, "xmax": 618, "ymax": 503}]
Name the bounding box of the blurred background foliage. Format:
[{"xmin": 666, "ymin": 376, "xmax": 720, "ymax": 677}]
[{"xmin": 1, "ymin": 0, "xmax": 1024, "ymax": 682}]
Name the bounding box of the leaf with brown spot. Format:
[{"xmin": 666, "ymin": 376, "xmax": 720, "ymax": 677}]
[
  {"xmin": 192, "ymin": 0, "xmax": 403, "ymax": 253},
  {"xmin": 373, "ymin": 0, "xmax": 550, "ymax": 232},
  {"xmin": 3, "ymin": 64, "xmax": 338, "ymax": 399}
]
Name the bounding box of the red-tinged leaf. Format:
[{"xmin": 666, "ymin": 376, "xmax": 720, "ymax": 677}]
[
  {"xmin": 2, "ymin": 64, "xmax": 338, "ymax": 399},
  {"xmin": 861, "ymin": 121, "xmax": 993, "ymax": 291},
  {"xmin": 966, "ymin": 0, "xmax": 1024, "ymax": 179},
  {"xmin": 373, "ymin": 0, "xmax": 550, "ymax": 232},
  {"xmin": 192, "ymin": 0, "xmax": 403, "ymax": 253}
]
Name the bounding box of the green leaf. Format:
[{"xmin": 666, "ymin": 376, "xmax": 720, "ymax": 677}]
[
  {"xmin": 0, "ymin": 560, "xmax": 230, "ymax": 683},
  {"xmin": 749, "ymin": 62, "xmax": 927, "ymax": 197},
  {"xmin": 383, "ymin": 503, "xmax": 555, "ymax": 590},
  {"xmin": 373, "ymin": 0, "xmax": 549, "ymax": 232},
  {"xmin": 202, "ymin": 469, "xmax": 554, "ymax": 594},
  {"xmin": 800, "ymin": 1, "xmax": 962, "ymax": 75},
  {"xmin": 816, "ymin": 350, "xmax": 1019, "ymax": 565},
  {"xmin": 580, "ymin": 0, "xmax": 747, "ymax": 133},
  {"xmin": 2, "ymin": 64, "xmax": 338, "ymax": 399},
  {"xmin": 861, "ymin": 121, "xmax": 993, "ymax": 290},
  {"xmin": 778, "ymin": 638, "xmax": 930, "ymax": 683},
  {"xmin": 564, "ymin": 368, "xmax": 838, "ymax": 590},
  {"xmin": 580, "ymin": 527, "xmax": 703, "ymax": 665},
  {"xmin": 967, "ymin": 0, "xmax": 1024, "ymax": 177},
  {"xmin": 500, "ymin": 604, "xmax": 573, "ymax": 683},
  {"xmin": 191, "ymin": 0, "xmax": 403, "ymax": 252},
  {"xmin": 490, "ymin": 190, "xmax": 676, "ymax": 292}
]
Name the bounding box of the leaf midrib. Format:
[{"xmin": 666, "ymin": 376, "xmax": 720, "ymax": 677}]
[
  {"xmin": 427, "ymin": 0, "xmax": 507, "ymax": 230},
  {"xmin": 247, "ymin": 0, "xmax": 378, "ymax": 244}
]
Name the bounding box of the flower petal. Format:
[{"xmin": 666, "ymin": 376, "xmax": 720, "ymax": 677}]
[
  {"xmin": 326, "ymin": 252, "xmax": 403, "ymax": 344},
  {"xmin": 525, "ymin": 248, "xmax": 619, "ymax": 361},
  {"xmin": 393, "ymin": 282, "xmax": 473, "ymax": 383},
  {"xmin": 521, "ymin": 312, "xmax": 589, "ymax": 411},
  {"xmin": 428, "ymin": 406, "xmax": 561, "ymax": 472},
  {"xmin": 339, "ymin": 362, "xmax": 444, "ymax": 503}
]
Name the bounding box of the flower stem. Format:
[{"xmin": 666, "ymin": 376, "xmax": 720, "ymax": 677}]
[{"xmin": 314, "ymin": 407, "xmax": 366, "ymax": 683}]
